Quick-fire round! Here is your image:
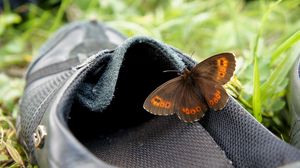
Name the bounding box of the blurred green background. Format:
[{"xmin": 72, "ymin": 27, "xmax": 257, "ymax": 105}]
[{"xmin": 0, "ymin": 0, "xmax": 300, "ymax": 167}]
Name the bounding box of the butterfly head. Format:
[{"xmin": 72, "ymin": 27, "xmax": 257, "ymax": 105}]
[{"xmin": 182, "ymin": 68, "xmax": 191, "ymax": 80}]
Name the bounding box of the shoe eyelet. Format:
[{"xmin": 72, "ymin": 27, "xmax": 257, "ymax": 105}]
[{"xmin": 33, "ymin": 125, "xmax": 47, "ymax": 149}]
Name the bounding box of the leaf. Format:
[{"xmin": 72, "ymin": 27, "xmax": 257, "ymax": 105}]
[
  {"xmin": 0, "ymin": 13, "xmax": 22, "ymax": 36},
  {"xmin": 0, "ymin": 154, "xmax": 9, "ymax": 162},
  {"xmin": 4, "ymin": 141, "xmax": 24, "ymax": 167},
  {"xmin": 271, "ymin": 99, "xmax": 286, "ymax": 112}
]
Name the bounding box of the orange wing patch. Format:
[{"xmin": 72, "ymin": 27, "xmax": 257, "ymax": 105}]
[
  {"xmin": 208, "ymin": 90, "xmax": 221, "ymax": 106},
  {"xmin": 181, "ymin": 106, "xmax": 201, "ymax": 115},
  {"xmin": 150, "ymin": 96, "xmax": 172, "ymax": 109},
  {"xmin": 216, "ymin": 57, "xmax": 229, "ymax": 80}
]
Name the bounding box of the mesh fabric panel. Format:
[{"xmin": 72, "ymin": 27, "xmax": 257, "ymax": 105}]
[
  {"xmin": 19, "ymin": 70, "xmax": 74, "ymax": 155},
  {"xmin": 201, "ymin": 98, "xmax": 300, "ymax": 167},
  {"xmin": 77, "ymin": 116, "xmax": 233, "ymax": 168}
]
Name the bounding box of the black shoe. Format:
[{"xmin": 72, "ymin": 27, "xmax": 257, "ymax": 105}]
[{"xmin": 17, "ymin": 20, "xmax": 300, "ymax": 168}]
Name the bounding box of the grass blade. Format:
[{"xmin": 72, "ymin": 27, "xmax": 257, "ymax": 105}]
[
  {"xmin": 50, "ymin": 0, "xmax": 72, "ymax": 32},
  {"xmin": 261, "ymin": 45, "xmax": 300, "ymax": 101},
  {"xmin": 251, "ymin": 0, "xmax": 282, "ymax": 122},
  {"xmin": 253, "ymin": 55, "xmax": 262, "ymax": 122},
  {"xmin": 271, "ymin": 31, "xmax": 300, "ymax": 63},
  {"xmin": 261, "ymin": 30, "xmax": 300, "ymax": 101},
  {"xmin": 4, "ymin": 141, "xmax": 24, "ymax": 167}
]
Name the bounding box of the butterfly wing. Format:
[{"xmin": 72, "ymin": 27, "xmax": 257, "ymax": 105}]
[
  {"xmin": 191, "ymin": 53, "xmax": 235, "ymax": 111},
  {"xmin": 194, "ymin": 78, "xmax": 229, "ymax": 111},
  {"xmin": 143, "ymin": 77, "xmax": 183, "ymax": 116},
  {"xmin": 191, "ymin": 52, "xmax": 236, "ymax": 85},
  {"xmin": 174, "ymin": 82, "xmax": 208, "ymax": 122},
  {"xmin": 143, "ymin": 76, "xmax": 207, "ymax": 122}
]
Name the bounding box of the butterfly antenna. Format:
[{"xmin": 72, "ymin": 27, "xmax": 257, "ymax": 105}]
[
  {"xmin": 190, "ymin": 51, "xmax": 195, "ymax": 59},
  {"xmin": 163, "ymin": 70, "xmax": 181, "ymax": 76}
]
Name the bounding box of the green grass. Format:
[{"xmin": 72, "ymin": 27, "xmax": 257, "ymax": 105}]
[{"xmin": 0, "ymin": 0, "xmax": 300, "ymax": 167}]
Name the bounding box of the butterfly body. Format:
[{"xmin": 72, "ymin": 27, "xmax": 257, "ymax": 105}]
[{"xmin": 143, "ymin": 53, "xmax": 236, "ymax": 123}]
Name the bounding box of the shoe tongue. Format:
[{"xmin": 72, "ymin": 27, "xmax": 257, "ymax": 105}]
[{"xmin": 76, "ymin": 36, "xmax": 192, "ymax": 112}]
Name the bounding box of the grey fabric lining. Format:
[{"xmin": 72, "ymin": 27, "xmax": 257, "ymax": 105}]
[
  {"xmin": 77, "ymin": 36, "xmax": 186, "ymax": 112},
  {"xmin": 84, "ymin": 116, "xmax": 233, "ymax": 168}
]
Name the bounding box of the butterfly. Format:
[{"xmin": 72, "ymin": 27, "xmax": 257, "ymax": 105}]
[{"xmin": 143, "ymin": 53, "xmax": 236, "ymax": 123}]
